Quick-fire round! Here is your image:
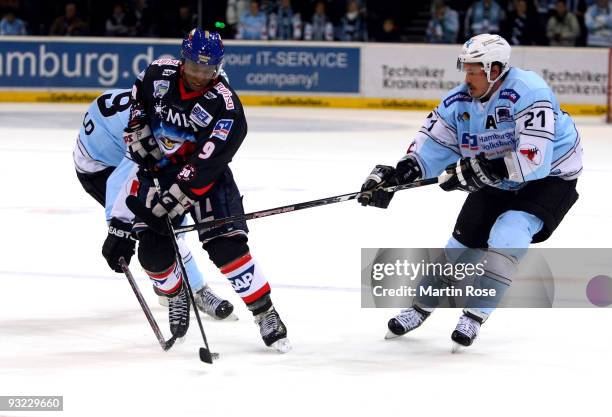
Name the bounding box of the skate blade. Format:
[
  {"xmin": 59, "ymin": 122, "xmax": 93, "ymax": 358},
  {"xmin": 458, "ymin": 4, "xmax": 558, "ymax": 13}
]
[
  {"xmin": 451, "ymin": 342, "xmax": 463, "ymax": 353},
  {"xmin": 270, "ymin": 338, "xmax": 292, "ymax": 354},
  {"xmin": 217, "ymin": 313, "xmax": 239, "ymax": 322},
  {"xmin": 384, "ymin": 330, "xmax": 403, "ymax": 340}
]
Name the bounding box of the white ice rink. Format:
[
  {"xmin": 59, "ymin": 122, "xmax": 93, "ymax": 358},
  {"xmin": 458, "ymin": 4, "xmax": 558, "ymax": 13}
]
[{"xmin": 0, "ymin": 104, "xmax": 611, "ymax": 417}]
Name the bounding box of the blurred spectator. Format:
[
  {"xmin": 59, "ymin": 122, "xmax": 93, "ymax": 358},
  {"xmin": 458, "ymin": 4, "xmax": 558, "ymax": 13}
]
[
  {"xmin": 49, "ymin": 2, "xmax": 88, "ymax": 36},
  {"xmin": 377, "ymin": 18, "xmax": 401, "ymax": 42},
  {"xmin": 427, "ymin": 1, "xmax": 460, "ymax": 43},
  {"xmin": 585, "ymin": 0, "xmax": 612, "ymax": 46},
  {"xmin": 105, "ymin": 3, "xmax": 134, "ymax": 36},
  {"xmin": 339, "ymin": 0, "xmax": 367, "ymax": 41},
  {"xmin": 176, "ymin": 5, "xmax": 197, "ymax": 37},
  {"xmin": 464, "ymin": 0, "xmax": 505, "ymax": 37},
  {"xmin": 0, "ymin": 9, "xmax": 27, "ymax": 35},
  {"xmin": 503, "ymin": 0, "xmax": 539, "ymax": 44},
  {"xmin": 236, "ymin": 0, "xmax": 268, "ymax": 39},
  {"xmin": 227, "ymin": 0, "xmax": 249, "ymax": 36},
  {"xmin": 132, "ymin": 0, "xmax": 154, "ymax": 37},
  {"xmin": 268, "ymin": 0, "xmax": 302, "ymax": 40},
  {"xmin": 303, "ymin": 1, "xmax": 334, "ymax": 40},
  {"xmin": 547, "ymin": 0, "xmax": 581, "ymax": 45}
]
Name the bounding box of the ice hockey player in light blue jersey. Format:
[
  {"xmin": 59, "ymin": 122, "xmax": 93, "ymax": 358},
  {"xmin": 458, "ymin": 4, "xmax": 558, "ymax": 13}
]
[
  {"xmin": 73, "ymin": 88, "xmax": 236, "ymax": 320},
  {"xmin": 358, "ymin": 34, "xmax": 582, "ymax": 349}
]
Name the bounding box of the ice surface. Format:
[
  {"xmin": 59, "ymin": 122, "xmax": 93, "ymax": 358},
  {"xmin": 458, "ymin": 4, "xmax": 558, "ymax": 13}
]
[{"xmin": 0, "ymin": 104, "xmax": 610, "ymax": 417}]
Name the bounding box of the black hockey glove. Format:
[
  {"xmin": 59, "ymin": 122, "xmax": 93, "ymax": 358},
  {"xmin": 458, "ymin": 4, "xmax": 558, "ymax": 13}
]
[
  {"xmin": 358, "ymin": 165, "xmax": 397, "ymax": 209},
  {"xmin": 126, "ymin": 184, "xmax": 194, "ymax": 235},
  {"xmin": 440, "ymin": 154, "xmax": 505, "ymax": 193},
  {"xmin": 123, "ymin": 121, "xmax": 162, "ymax": 170},
  {"xmin": 102, "ymin": 218, "xmax": 137, "ymax": 273},
  {"xmin": 395, "ymin": 154, "xmax": 423, "ymax": 185}
]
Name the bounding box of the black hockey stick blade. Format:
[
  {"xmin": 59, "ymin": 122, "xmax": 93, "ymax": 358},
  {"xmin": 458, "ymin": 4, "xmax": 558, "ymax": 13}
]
[{"xmin": 199, "ymin": 348, "xmax": 213, "ymax": 363}]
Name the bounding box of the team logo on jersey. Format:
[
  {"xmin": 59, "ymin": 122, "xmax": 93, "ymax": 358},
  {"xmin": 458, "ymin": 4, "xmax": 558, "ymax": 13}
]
[
  {"xmin": 162, "ymin": 69, "xmax": 176, "ymax": 77},
  {"xmin": 158, "ymin": 136, "xmax": 178, "ymax": 151},
  {"xmin": 444, "ymin": 92, "xmax": 472, "ymax": 108},
  {"xmin": 214, "ymin": 82, "xmax": 235, "ymax": 110},
  {"xmin": 499, "ymin": 89, "xmax": 520, "ymax": 103},
  {"xmin": 457, "ymin": 112, "xmax": 470, "ymax": 122},
  {"xmin": 495, "ymin": 106, "xmax": 513, "ymax": 123},
  {"xmin": 153, "ymin": 80, "xmax": 170, "ymax": 98},
  {"xmin": 190, "ymin": 104, "xmax": 213, "ymax": 128},
  {"xmin": 210, "ymin": 119, "xmax": 234, "ymax": 141},
  {"xmin": 177, "ymin": 164, "xmax": 196, "ymax": 182},
  {"xmin": 519, "ymin": 144, "xmax": 541, "ymax": 165},
  {"xmin": 228, "ymin": 265, "xmax": 255, "ymax": 293}
]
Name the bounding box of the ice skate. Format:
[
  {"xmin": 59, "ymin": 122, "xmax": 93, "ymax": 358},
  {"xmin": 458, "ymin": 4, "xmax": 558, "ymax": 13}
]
[
  {"xmin": 167, "ymin": 284, "xmax": 190, "ymax": 339},
  {"xmin": 195, "ymin": 285, "xmax": 238, "ymax": 321},
  {"xmin": 451, "ymin": 313, "xmax": 481, "ymax": 352},
  {"xmin": 158, "ymin": 285, "xmax": 238, "ymax": 321},
  {"xmin": 254, "ymin": 306, "xmax": 291, "ymax": 353},
  {"xmin": 385, "ymin": 307, "xmax": 430, "ymax": 339}
]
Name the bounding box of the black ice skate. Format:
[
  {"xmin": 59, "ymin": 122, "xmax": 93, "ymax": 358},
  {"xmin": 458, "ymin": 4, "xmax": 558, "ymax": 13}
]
[
  {"xmin": 451, "ymin": 313, "xmax": 482, "ymax": 352},
  {"xmin": 385, "ymin": 307, "xmax": 431, "ymax": 339},
  {"xmin": 167, "ymin": 284, "xmax": 190, "ymax": 339},
  {"xmin": 196, "ymin": 285, "xmax": 238, "ymax": 321},
  {"xmin": 254, "ymin": 306, "xmax": 291, "ymax": 353}
]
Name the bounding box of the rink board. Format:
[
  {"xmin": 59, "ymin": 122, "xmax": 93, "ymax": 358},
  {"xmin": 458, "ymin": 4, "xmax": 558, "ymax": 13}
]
[{"xmin": 0, "ymin": 37, "xmax": 609, "ymax": 115}]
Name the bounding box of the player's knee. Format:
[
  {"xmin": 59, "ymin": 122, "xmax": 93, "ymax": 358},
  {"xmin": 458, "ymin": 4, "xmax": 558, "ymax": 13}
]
[
  {"xmin": 137, "ymin": 230, "xmax": 175, "ymax": 273},
  {"xmin": 203, "ymin": 235, "xmax": 250, "ymax": 268},
  {"xmin": 488, "ymin": 210, "xmax": 542, "ymax": 253}
]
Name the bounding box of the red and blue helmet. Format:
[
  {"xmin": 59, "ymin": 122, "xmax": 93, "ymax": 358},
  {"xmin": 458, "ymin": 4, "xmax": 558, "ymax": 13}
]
[{"xmin": 181, "ymin": 28, "xmax": 224, "ymax": 67}]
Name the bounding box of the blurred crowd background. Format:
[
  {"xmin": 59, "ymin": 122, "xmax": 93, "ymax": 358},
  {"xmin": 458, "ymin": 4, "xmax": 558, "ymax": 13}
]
[{"xmin": 1, "ymin": 0, "xmax": 611, "ymax": 47}]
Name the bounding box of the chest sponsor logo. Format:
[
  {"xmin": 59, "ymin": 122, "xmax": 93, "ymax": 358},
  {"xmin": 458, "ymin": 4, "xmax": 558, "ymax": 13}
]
[
  {"xmin": 499, "ymin": 89, "xmax": 520, "ymax": 103},
  {"xmin": 495, "ymin": 106, "xmax": 513, "ymax": 123},
  {"xmin": 166, "ymin": 107, "xmax": 198, "ymax": 130},
  {"xmin": 153, "ymin": 80, "xmax": 170, "ymax": 98},
  {"xmin": 214, "ymin": 82, "xmax": 235, "ymax": 110},
  {"xmin": 210, "ymin": 119, "xmax": 234, "ymax": 141},
  {"xmin": 460, "ymin": 128, "xmax": 515, "ymax": 156},
  {"xmin": 162, "ymin": 69, "xmax": 176, "ymax": 77},
  {"xmin": 443, "ymin": 92, "xmax": 472, "ymax": 108},
  {"xmin": 190, "ymin": 103, "xmax": 213, "ymax": 128},
  {"xmin": 519, "ymin": 144, "xmax": 541, "ymax": 165}
]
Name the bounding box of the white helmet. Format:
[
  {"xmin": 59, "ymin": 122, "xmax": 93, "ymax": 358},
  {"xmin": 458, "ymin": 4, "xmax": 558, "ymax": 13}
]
[{"xmin": 457, "ymin": 34, "xmax": 511, "ymax": 84}]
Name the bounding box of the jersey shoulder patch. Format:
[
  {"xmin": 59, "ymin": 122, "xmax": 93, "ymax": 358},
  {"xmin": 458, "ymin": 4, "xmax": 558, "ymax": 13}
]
[
  {"xmin": 151, "ymin": 58, "xmax": 181, "ymax": 67},
  {"xmin": 499, "ymin": 88, "xmax": 521, "ymax": 103}
]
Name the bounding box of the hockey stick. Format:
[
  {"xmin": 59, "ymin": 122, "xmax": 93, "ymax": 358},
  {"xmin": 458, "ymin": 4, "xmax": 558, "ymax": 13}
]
[
  {"xmin": 152, "ymin": 178, "xmax": 218, "ymax": 364},
  {"xmin": 118, "ymin": 257, "xmax": 177, "ymax": 351},
  {"xmin": 173, "ymin": 175, "xmax": 446, "ymax": 236}
]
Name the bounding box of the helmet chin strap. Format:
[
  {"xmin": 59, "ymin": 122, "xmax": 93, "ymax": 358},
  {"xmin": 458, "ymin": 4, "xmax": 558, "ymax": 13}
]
[{"xmin": 472, "ymin": 69, "xmax": 506, "ymax": 100}]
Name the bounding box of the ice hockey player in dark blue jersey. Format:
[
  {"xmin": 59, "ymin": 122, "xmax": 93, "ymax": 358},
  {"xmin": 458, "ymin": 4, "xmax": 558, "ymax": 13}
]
[
  {"xmin": 358, "ymin": 34, "xmax": 582, "ymax": 349},
  {"xmin": 73, "ymin": 88, "xmax": 236, "ymax": 321},
  {"xmin": 123, "ymin": 29, "xmax": 290, "ymax": 352}
]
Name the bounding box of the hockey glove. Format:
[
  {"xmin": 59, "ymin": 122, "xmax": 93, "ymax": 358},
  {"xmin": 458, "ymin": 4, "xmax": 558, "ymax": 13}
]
[
  {"xmin": 358, "ymin": 165, "xmax": 397, "ymax": 209},
  {"xmin": 395, "ymin": 154, "xmax": 423, "ymax": 184},
  {"xmin": 123, "ymin": 122, "xmax": 162, "ymax": 170},
  {"xmin": 126, "ymin": 184, "xmax": 194, "ymax": 235},
  {"xmin": 440, "ymin": 155, "xmax": 504, "ymax": 193},
  {"xmin": 102, "ymin": 218, "xmax": 137, "ymax": 273}
]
